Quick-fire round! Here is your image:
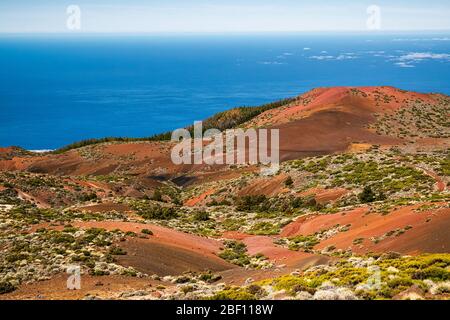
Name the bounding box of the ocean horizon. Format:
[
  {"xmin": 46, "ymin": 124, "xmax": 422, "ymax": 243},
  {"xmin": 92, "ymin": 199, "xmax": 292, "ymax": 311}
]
[{"xmin": 1, "ymin": 32, "xmax": 449, "ymax": 150}]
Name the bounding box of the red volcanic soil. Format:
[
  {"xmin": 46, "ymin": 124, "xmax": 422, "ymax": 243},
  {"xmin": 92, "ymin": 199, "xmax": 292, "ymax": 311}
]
[
  {"xmin": 0, "ymin": 156, "xmax": 34, "ymax": 171},
  {"xmin": 222, "ymin": 232, "xmax": 330, "ymax": 268},
  {"xmin": 367, "ymin": 211, "xmax": 450, "ymax": 254},
  {"xmin": 184, "ymin": 189, "xmax": 215, "ymax": 207},
  {"xmin": 31, "ymin": 220, "xmax": 234, "ymax": 276},
  {"xmin": 52, "ymin": 221, "xmax": 223, "ymax": 255},
  {"xmin": 243, "ymin": 86, "xmax": 445, "ymax": 160},
  {"xmin": 281, "ymin": 207, "xmax": 370, "ymax": 237},
  {"xmin": 77, "ymin": 202, "xmax": 132, "ymax": 213},
  {"xmin": 282, "ymin": 204, "xmax": 450, "ymax": 255},
  {"xmin": 419, "ymin": 168, "xmax": 447, "ymax": 192},
  {"xmin": 70, "ymin": 179, "xmax": 112, "ymax": 192},
  {"xmin": 116, "ymin": 237, "xmax": 233, "ymax": 276},
  {"xmin": 0, "ymin": 141, "xmax": 258, "ymax": 189},
  {"xmin": 218, "ymin": 254, "xmax": 331, "ymax": 286},
  {"xmin": 238, "ymin": 173, "xmax": 289, "ymax": 197},
  {"xmin": 0, "ymin": 142, "xmax": 188, "ymax": 180},
  {"xmin": 249, "ymin": 86, "xmax": 439, "ymax": 128},
  {"xmin": 76, "ymin": 202, "xmax": 144, "ymax": 221},
  {"xmin": 243, "ymin": 235, "xmax": 328, "ymax": 268},
  {"xmin": 299, "ymin": 187, "xmax": 349, "ymax": 204},
  {"xmin": 0, "ymin": 273, "xmax": 165, "ymax": 300},
  {"xmin": 274, "ymin": 102, "xmax": 400, "ymax": 161},
  {"xmin": 24, "ymin": 143, "xmax": 176, "ymax": 176},
  {"xmin": 0, "ymin": 86, "xmax": 444, "ymax": 179},
  {"xmin": 15, "ymin": 189, "xmax": 51, "ymax": 208}
]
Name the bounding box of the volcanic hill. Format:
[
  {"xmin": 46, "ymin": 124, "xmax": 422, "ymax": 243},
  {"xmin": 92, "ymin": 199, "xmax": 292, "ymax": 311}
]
[{"xmin": 0, "ymin": 86, "xmax": 449, "ymax": 300}]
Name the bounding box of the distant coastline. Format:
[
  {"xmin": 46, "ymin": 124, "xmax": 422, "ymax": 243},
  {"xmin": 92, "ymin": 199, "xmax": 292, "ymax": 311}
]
[{"xmin": 1, "ymin": 33, "xmax": 449, "ymax": 149}]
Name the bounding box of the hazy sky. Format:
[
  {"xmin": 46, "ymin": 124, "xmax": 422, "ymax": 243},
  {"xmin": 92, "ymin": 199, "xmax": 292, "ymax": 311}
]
[{"xmin": 1, "ymin": 0, "xmax": 450, "ymax": 33}]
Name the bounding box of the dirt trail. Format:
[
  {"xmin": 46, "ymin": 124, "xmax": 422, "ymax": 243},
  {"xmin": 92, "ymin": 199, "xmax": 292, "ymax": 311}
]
[
  {"xmin": 419, "ymin": 167, "xmax": 446, "ymax": 192},
  {"xmin": 184, "ymin": 189, "xmax": 215, "ymax": 206},
  {"xmin": 16, "ymin": 189, "xmax": 51, "ymax": 208}
]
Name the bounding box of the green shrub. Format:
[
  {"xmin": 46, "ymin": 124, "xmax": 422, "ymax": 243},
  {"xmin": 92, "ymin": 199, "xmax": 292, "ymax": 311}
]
[
  {"xmin": 199, "ymin": 271, "xmax": 222, "ymax": 283},
  {"xmin": 109, "ymin": 246, "xmax": 127, "ymax": 255},
  {"xmin": 141, "ymin": 228, "xmax": 153, "ymax": 235},
  {"xmin": 412, "ymin": 266, "xmax": 449, "ymax": 281},
  {"xmin": 249, "ymin": 222, "xmax": 280, "ymax": 235},
  {"xmin": 289, "ymin": 235, "xmax": 319, "ymax": 250},
  {"xmin": 193, "ymin": 211, "xmax": 210, "ymax": 221},
  {"xmin": 0, "ymin": 281, "xmax": 16, "ymax": 294},
  {"xmin": 138, "ymin": 204, "xmax": 178, "ymax": 220},
  {"xmin": 52, "ymin": 233, "xmax": 75, "ymax": 244},
  {"xmin": 79, "ymin": 192, "xmax": 98, "ymax": 202},
  {"xmin": 218, "ymin": 241, "xmax": 251, "ymax": 266},
  {"xmin": 358, "ymin": 186, "xmax": 376, "ymax": 203},
  {"xmin": 285, "ymin": 176, "xmax": 294, "ymax": 187},
  {"xmin": 212, "ymin": 288, "xmax": 257, "ymax": 300},
  {"xmin": 236, "ymin": 195, "xmax": 267, "ymax": 212},
  {"xmin": 151, "ymin": 189, "xmax": 163, "ymax": 202}
]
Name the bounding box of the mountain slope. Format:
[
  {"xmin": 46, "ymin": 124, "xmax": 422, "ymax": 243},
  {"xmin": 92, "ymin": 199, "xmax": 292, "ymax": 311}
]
[
  {"xmin": 0, "ymin": 86, "xmax": 449, "ymax": 300},
  {"xmin": 0, "ymin": 86, "xmax": 448, "ymax": 183}
]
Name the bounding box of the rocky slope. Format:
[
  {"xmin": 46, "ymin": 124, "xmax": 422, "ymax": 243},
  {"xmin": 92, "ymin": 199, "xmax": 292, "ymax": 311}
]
[{"xmin": 0, "ymin": 86, "xmax": 449, "ymax": 300}]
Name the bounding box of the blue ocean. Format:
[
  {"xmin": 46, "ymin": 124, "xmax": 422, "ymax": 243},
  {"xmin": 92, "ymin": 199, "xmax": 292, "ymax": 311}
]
[{"xmin": 0, "ymin": 33, "xmax": 449, "ymax": 150}]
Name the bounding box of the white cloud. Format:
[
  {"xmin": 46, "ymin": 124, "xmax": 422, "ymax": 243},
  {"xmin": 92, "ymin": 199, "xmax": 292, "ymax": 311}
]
[
  {"xmin": 309, "ymin": 53, "xmax": 357, "ymax": 61},
  {"xmin": 336, "ymin": 54, "xmax": 357, "ymax": 60},
  {"xmin": 392, "ymin": 37, "xmax": 450, "ymax": 42},
  {"xmin": 277, "ymin": 52, "xmax": 294, "ymax": 59},
  {"xmin": 258, "ymin": 61, "xmax": 286, "ymax": 65},
  {"xmin": 310, "ymin": 55, "xmax": 334, "ymax": 60},
  {"xmin": 395, "ymin": 62, "xmax": 415, "ymax": 68},
  {"xmin": 397, "ymin": 52, "xmax": 450, "ymax": 62},
  {"xmin": 392, "ymin": 51, "xmax": 450, "ymax": 67}
]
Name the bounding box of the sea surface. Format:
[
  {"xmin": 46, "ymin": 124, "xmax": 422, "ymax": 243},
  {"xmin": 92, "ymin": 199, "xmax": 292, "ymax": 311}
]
[{"xmin": 0, "ymin": 32, "xmax": 449, "ymax": 150}]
